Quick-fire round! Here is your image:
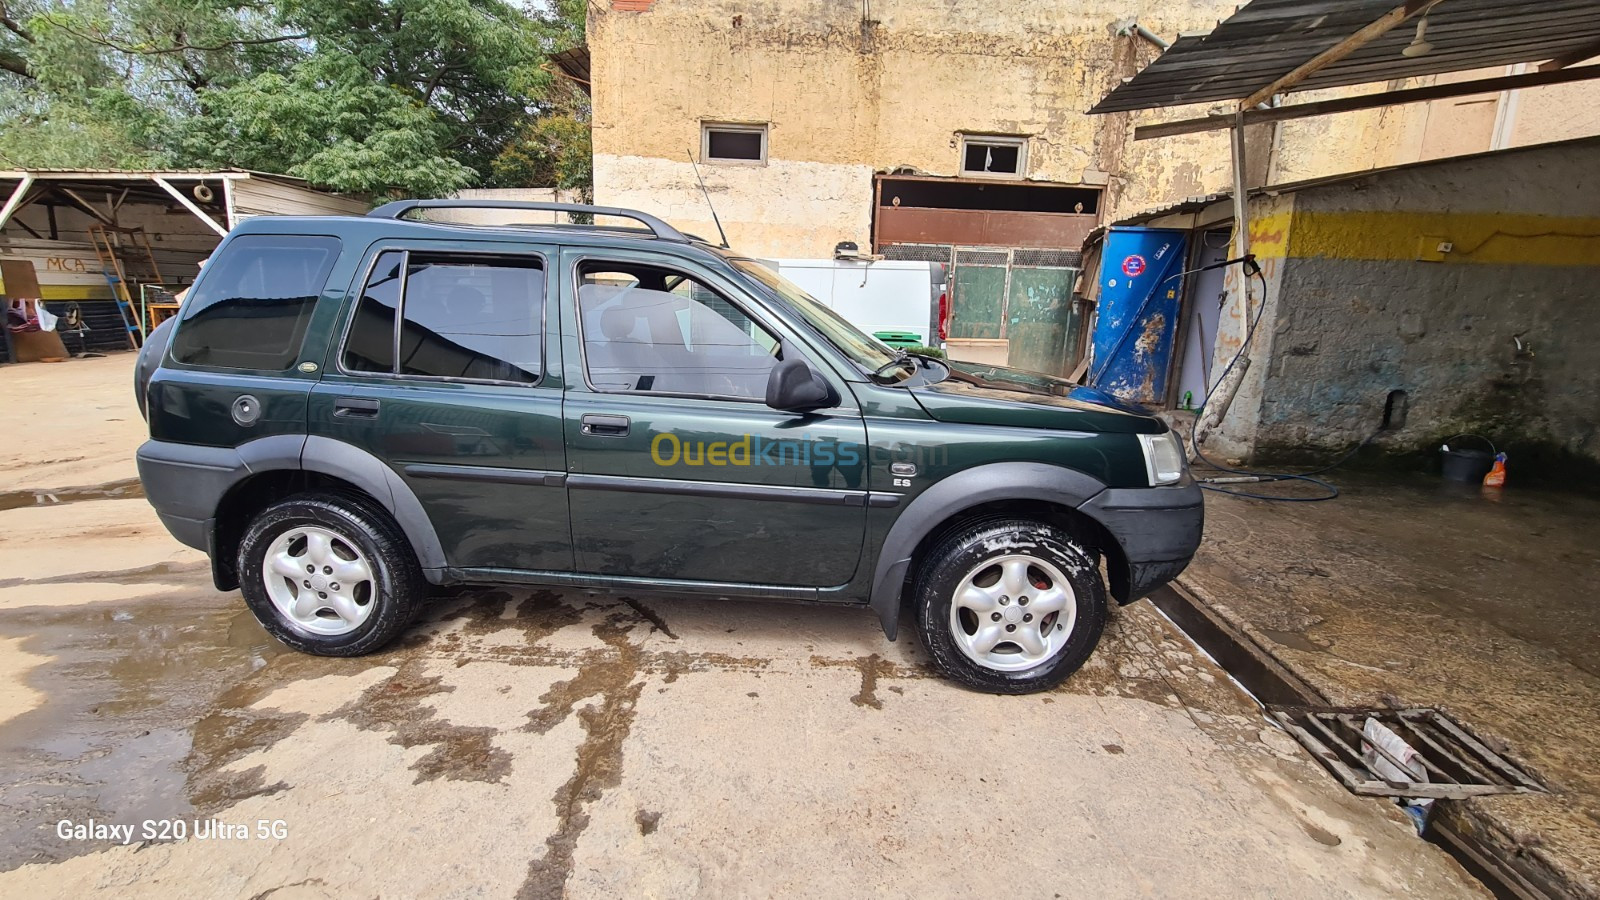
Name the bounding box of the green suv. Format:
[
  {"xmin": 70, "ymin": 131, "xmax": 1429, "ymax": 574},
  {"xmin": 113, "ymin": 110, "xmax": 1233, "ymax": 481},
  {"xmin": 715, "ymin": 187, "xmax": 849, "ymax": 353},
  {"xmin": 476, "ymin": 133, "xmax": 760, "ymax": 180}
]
[{"xmin": 135, "ymin": 201, "xmax": 1202, "ymax": 694}]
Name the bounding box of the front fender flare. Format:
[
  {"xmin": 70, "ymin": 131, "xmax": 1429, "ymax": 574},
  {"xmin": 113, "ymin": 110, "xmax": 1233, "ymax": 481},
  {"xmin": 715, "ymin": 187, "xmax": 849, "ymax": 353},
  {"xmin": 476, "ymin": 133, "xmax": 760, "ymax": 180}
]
[{"xmin": 868, "ymin": 462, "xmax": 1107, "ymax": 640}]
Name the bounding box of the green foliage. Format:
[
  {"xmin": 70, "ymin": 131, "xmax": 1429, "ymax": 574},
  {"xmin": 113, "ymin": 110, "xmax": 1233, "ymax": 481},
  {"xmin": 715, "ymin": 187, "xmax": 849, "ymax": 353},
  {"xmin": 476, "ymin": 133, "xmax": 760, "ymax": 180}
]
[
  {"xmin": 0, "ymin": 91, "xmax": 171, "ymax": 168},
  {"xmin": 491, "ymin": 111, "xmax": 592, "ymax": 196},
  {"xmin": 0, "ymin": 0, "xmax": 592, "ymax": 196}
]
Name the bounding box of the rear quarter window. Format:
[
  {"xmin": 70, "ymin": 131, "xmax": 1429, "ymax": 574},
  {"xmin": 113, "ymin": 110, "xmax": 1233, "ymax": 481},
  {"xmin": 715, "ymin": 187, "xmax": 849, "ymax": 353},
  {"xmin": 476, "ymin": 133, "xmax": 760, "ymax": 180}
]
[{"xmin": 171, "ymin": 234, "xmax": 342, "ymax": 370}]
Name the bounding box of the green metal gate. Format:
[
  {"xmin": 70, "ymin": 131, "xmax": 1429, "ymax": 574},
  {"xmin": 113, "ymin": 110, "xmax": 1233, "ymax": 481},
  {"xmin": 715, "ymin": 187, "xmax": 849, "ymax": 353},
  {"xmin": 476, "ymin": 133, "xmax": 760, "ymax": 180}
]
[{"xmin": 946, "ymin": 247, "xmax": 1080, "ymax": 374}]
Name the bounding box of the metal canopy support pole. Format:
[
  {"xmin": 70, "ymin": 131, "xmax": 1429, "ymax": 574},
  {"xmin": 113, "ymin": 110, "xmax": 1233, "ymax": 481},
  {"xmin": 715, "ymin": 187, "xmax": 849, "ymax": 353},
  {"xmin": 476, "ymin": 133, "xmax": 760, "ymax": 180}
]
[
  {"xmin": 1194, "ymin": 112, "xmax": 1255, "ymax": 451},
  {"xmin": 1230, "ymin": 111, "xmax": 1251, "ymax": 266},
  {"xmin": 0, "ymin": 174, "xmax": 36, "ymax": 230},
  {"xmin": 223, "ymin": 177, "xmax": 237, "ymax": 231}
]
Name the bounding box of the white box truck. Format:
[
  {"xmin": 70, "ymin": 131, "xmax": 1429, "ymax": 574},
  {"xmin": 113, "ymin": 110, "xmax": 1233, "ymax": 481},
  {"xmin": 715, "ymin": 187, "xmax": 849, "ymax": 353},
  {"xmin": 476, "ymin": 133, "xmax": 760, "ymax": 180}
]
[{"xmin": 768, "ymin": 259, "xmax": 947, "ymax": 349}]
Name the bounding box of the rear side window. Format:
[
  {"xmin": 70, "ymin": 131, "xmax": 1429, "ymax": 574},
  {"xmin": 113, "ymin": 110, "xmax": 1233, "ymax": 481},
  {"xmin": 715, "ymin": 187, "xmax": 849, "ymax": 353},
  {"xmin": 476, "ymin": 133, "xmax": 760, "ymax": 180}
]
[
  {"xmin": 342, "ymin": 251, "xmax": 544, "ymax": 384},
  {"xmin": 171, "ymin": 235, "xmax": 341, "ymax": 370}
]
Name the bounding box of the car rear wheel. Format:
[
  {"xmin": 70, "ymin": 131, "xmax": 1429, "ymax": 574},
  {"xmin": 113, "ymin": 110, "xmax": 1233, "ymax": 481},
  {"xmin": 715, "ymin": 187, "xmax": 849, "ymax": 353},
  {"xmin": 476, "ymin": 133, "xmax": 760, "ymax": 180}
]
[
  {"xmin": 914, "ymin": 519, "xmax": 1107, "ymax": 694},
  {"xmin": 238, "ymin": 493, "xmax": 425, "ymax": 656}
]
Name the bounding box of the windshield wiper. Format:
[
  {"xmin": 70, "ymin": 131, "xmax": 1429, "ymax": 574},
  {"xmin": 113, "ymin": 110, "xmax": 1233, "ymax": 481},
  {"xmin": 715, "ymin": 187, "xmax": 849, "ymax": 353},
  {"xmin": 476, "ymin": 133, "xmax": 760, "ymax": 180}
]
[{"xmin": 870, "ymin": 349, "xmax": 915, "ymax": 381}]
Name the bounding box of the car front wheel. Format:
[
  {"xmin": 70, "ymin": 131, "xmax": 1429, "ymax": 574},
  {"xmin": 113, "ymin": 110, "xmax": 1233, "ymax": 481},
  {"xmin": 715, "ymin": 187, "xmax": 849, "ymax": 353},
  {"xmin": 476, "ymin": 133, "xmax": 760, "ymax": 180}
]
[
  {"xmin": 914, "ymin": 519, "xmax": 1107, "ymax": 694},
  {"xmin": 237, "ymin": 493, "xmax": 425, "ymax": 656}
]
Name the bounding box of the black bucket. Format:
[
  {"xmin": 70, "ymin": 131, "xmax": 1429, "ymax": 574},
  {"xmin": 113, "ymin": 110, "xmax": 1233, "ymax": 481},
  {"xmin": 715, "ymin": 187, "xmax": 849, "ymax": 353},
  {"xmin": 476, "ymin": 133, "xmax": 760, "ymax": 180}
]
[{"xmin": 1440, "ymin": 435, "xmax": 1496, "ymax": 483}]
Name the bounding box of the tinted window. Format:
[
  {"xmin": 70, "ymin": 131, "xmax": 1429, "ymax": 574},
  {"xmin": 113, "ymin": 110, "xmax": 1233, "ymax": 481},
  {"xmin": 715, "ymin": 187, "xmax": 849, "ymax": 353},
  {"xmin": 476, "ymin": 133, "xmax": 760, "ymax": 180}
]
[
  {"xmin": 342, "ymin": 251, "xmax": 544, "ymax": 384},
  {"xmin": 171, "ymin": 235, "xmax": 341, "ymax": 369},
  {"xmin": 578, "ymin": 262, "xmax": 777, "ymax": 398},
  {"xmin": 342, "ymin": 251, "xmax": 402, "ymax": 374}
]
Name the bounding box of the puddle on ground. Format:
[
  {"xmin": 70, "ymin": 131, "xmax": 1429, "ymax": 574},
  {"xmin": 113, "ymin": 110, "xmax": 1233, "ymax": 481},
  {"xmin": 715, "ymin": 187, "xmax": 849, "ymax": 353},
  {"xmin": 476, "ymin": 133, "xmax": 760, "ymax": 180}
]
[
  {"xmin": 0, "ymin": 478, "xmax": 145, "ymax": 513},
  {"xmin": 1260, "ymin": 628, "xmax": 1330, "ymax": 654},
  {"xmin": 0, "ymin": 590, "xmax": 290, "ymax": 871}
]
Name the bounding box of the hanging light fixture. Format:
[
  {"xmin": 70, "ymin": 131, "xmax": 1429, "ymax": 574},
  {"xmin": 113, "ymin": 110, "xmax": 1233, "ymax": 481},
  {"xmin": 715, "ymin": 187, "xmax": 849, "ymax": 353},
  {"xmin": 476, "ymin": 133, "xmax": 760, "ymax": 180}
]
[{"xmin": 1402, "ymin": 15, "xmax": 1434, "ymax": 58}]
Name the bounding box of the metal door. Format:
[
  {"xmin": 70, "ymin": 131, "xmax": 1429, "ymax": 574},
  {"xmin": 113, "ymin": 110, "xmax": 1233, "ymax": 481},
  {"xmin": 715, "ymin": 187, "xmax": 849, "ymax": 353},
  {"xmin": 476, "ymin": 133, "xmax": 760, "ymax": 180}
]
[{"xmin": 558, "ymin": 247, "xmax": 869, "ymax": 588}]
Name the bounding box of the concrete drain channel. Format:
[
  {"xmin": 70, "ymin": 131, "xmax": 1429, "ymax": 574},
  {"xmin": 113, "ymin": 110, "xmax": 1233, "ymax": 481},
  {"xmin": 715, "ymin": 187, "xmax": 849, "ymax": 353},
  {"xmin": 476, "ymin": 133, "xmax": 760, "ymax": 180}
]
[
  {"xmin": 1268, "ymin": 706, "xmax": 1545, "ymax": 799},
  {"xmin": 1148, "ymin": 585, "xmax": 1565, "ymax": 900}
]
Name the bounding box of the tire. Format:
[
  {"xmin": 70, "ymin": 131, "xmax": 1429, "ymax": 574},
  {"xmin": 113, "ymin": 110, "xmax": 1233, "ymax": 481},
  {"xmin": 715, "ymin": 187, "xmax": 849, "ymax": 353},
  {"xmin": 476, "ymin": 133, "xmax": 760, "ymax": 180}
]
[
  {"xmin": 237, "ymin": 492, "xmax": 426, "ymax": 656},
  {"xmin": 914, "ymin": 519, "xmax": 1107, "ymax": 694}
]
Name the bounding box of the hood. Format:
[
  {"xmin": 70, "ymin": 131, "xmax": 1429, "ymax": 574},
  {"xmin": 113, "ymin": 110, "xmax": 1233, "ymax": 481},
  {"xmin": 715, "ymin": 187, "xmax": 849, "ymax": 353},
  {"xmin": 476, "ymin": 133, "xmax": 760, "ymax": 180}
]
[{"xmin": 910, "ymin": 359, "xmax": 1164, "ymax": 434}]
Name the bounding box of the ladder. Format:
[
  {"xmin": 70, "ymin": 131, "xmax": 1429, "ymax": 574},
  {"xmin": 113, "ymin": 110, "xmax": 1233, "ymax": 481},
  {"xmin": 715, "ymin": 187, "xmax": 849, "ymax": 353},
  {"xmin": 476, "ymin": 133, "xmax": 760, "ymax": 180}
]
[{"xmin": 87, "ymin": 224, "xmax": 162, "ymax": 348}]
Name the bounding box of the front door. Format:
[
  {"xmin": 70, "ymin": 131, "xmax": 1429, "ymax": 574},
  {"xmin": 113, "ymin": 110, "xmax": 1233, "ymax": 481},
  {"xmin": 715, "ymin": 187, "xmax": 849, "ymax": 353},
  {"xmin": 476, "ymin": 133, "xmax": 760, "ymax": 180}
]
[
  {"xmin": 559, "ymin": 250, "xmax": 867, "ymax": 588},
  {"xmin": 309, "ymin": 239, "xmax": 571, "ymax": 572}
]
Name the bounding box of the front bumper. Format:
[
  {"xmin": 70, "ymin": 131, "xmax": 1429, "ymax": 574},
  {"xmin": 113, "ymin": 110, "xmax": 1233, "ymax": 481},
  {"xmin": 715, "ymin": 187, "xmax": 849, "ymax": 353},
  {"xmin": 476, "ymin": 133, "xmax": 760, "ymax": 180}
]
[{"xmin": 1078, "ymin": 477, "xmax": 1204, "ymax": 601}]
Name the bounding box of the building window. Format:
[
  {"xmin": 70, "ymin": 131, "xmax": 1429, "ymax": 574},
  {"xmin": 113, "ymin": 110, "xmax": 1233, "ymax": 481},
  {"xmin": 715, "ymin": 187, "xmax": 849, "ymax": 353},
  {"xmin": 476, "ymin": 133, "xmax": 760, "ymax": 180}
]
[
  {"xmin": 960, "ymin": 135, "xmax": 1028, "ymax": 178},
  {"xmin": 702, "ymin": 123, "xmax": 767, "ymax": 165}
]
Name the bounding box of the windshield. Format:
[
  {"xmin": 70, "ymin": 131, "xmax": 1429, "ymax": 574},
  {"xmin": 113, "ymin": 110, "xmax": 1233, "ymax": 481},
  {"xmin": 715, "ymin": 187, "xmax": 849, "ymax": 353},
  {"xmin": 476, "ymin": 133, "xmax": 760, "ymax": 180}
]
[{"xmin": 731, "ymin": 258, "xmax": 904, "ymax": 376}]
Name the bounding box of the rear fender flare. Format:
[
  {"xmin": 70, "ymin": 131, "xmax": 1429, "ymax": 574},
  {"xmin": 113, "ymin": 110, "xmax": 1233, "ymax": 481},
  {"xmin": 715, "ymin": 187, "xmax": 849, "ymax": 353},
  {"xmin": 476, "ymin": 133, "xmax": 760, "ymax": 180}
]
[
  {"xmin": 300, "ymin": 436, "xmax": 448, "ymax": 573},
  {"xmin": 868, "ymin": 462, "xmax": 1107, "ymax": 640}
]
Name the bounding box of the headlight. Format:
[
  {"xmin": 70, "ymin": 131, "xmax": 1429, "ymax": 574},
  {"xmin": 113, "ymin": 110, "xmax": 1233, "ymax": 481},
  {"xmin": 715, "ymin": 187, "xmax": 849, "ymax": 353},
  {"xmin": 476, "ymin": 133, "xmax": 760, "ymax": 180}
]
[{"xmin": 1138, "ymin": 431, "xmax": 1186, "ymax": 486}]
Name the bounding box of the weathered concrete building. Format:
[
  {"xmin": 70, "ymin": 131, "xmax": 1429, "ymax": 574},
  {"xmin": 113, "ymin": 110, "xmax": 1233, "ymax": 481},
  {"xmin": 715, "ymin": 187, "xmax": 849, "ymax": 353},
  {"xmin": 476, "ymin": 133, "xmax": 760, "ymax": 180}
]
[
  {"xmin": 1110, "ymin": 137, "xmax": 1600, "ymax": 472},
  {"xmin": 585, "ymin": 0, "xmax": 1269, "ymax": 370},
  {"xmin": 588, "ymin": 0, "xmax": 1235, "ymax": 259}
]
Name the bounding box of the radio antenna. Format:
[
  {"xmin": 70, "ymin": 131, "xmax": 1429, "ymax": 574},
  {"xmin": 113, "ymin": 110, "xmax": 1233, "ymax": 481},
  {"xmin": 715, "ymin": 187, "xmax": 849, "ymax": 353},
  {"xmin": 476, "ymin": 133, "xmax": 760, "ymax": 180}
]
[{"xmin": 688, "ymin": 149, "xmax": 730, "ymax": 248}]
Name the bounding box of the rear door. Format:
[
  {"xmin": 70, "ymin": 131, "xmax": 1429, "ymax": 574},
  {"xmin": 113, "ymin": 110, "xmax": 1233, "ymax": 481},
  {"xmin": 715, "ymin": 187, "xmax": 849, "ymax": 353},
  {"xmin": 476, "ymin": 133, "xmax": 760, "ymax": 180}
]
[
  {"xmin": 559, "ymin": 249, "xmax": 868, "ymax": 588},
  {"xmin": 309, "ymin": 238, "xmax": 571, "ymax": 573}
]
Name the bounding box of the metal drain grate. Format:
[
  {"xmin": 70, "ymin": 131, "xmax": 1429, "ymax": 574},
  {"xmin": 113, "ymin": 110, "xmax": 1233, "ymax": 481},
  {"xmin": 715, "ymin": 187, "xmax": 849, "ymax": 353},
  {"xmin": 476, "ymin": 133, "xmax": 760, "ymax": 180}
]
[{"xmin": 1268, "ymin": 706, "xmax": 1545, "ymax": 800}]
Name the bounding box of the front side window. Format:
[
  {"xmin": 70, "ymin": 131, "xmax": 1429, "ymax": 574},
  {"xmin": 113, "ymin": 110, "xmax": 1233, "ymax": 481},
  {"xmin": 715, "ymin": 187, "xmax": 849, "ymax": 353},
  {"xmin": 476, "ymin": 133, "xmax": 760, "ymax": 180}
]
[
  {"xmin": 731, "ymin": 258, "xmax": 901, "ymax": 377},
  {"xmin": 578, "ymin": 261, "xmax": 778, "ymax": 398},
  {"xmin": 342, "ymin": 251, "xmax": 544, "ymax": 384},
  {"xmin": 171, "ymin": 234, "xmax": 341, "ymax": 370}
]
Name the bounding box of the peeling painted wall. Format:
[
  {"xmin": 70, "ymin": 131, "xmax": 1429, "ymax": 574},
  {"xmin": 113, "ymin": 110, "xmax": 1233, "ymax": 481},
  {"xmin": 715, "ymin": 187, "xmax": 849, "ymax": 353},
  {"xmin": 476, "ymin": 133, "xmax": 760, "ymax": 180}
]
[
  {"xmin": 589, "ymin": 0, "xmax": 1250, "ymax": 257},
  {"xmin": 1250, "ymin": 141, "xmax": 1600, "ymax": 470},
  {"xmin": 1201, "ymin": 194, "xmax": 1297, "ymax": 463},
  {"xmin": 1268, "ymin": 67, "xmax": 1600, "ymax": 187}
]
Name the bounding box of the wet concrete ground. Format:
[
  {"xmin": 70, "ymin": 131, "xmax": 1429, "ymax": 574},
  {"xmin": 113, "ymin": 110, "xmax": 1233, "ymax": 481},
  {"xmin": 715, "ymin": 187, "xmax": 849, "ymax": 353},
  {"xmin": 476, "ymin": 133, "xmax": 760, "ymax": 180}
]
[
  {"xmin": 1184, "ymin": 472, "xmax": 1600, "ymax": 897},
  {"xmin": 0, "ymin": 355, "xmax": 1487, "ymax": 897}
]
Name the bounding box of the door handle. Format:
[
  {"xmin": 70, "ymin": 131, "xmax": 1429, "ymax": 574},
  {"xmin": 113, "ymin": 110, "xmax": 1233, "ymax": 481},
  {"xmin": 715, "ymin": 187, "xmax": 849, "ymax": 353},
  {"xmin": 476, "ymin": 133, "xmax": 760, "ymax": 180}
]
[
  {"xmin": 334, "ymin": 397, "xmax": 381, "ymax": 419},
  {"xmin": 580, "ymin": 413, "xmax": 630, "ymax": 437}
]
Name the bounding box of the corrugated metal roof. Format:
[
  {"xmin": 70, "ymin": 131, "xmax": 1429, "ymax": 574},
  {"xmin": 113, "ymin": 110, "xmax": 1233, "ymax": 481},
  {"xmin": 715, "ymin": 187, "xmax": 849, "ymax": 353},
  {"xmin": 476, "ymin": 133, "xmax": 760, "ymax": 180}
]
[
  {"xmin": 1092, "ymin": 0, "xmax": 1600, "ymax": 114},
  {"xmin": 551, "ymin": 46, "xmax": 591, "ymax": 92}
]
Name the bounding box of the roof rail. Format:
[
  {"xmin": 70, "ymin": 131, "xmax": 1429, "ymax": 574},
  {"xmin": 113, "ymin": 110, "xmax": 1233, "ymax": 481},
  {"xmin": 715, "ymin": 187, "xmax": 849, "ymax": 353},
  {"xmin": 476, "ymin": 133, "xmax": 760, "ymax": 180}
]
[{"xmin": 366, "ymin": 199, "xmax": 692, "ymax": 243}]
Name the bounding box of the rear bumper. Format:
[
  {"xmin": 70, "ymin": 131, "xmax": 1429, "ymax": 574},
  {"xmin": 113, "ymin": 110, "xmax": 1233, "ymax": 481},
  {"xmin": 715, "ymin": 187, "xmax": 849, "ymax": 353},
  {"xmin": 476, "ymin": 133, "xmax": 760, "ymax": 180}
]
[
  {"xmin": 1078, "ymin": 478, "xmax": 1205, "ymax": 601},
  {"xmin": 136, "ymin": 440, "xmax": 245, "ymax": 553}
]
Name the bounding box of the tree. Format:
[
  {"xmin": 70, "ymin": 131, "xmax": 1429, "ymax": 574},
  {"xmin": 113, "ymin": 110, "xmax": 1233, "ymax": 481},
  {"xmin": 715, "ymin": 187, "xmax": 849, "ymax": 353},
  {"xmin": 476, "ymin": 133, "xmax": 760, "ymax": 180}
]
[{"xmin": 0, "ymin": 0, "xmax": 590, "ymax": 196}]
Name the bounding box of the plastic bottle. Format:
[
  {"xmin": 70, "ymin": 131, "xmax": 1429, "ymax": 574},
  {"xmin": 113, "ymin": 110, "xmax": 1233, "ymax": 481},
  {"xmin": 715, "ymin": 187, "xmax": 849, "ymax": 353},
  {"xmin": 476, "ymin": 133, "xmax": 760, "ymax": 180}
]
[{"xmin": 1483, "ymin": 452, "xmax": 1508, "ymax": 488}]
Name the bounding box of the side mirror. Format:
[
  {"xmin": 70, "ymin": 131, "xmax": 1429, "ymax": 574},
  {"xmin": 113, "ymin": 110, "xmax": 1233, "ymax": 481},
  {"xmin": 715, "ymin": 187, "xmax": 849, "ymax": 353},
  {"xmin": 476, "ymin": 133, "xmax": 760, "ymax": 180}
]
[{"xmin": 765, "ymin": 347, "xmax": 835, "ymax": 412}]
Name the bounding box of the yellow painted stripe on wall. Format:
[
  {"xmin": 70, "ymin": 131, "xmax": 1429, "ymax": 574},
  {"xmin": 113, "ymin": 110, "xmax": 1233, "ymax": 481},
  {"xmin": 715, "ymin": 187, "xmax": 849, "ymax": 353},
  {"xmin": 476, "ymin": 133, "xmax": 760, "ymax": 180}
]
[
  {"xmin": 1247, "ymin": 210, "xmax": 1296, "ymax": 260},
  {"xmin": 1286, "ymin": 210, "xmax": 1600, "ymax": 266},
  {"xmin": 0, "ymin": 280, "xmax": 112, "ymax": 300}
]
